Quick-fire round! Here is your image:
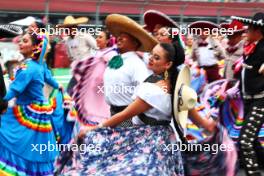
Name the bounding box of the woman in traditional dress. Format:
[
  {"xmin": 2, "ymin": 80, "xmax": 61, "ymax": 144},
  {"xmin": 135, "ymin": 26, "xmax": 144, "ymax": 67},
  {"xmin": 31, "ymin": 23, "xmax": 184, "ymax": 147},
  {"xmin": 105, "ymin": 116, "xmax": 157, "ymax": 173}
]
[
  {"xmin": 63, "ymin": 42, "xmax": 186, "ymax": 175},
  {"xmin": 56, "ymin": 41, "xmax": 221, "ymax": 176},
  {"xmin": 0, "ymin": 33, "xmax": 66, "ymax": 176}
]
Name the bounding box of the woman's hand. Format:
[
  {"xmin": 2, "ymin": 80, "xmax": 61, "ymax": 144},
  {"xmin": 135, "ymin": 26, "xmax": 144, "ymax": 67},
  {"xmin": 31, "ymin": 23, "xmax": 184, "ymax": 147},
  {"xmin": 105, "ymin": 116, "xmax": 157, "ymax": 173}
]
[
  {"xmin": 189, "ymin": 109, "xmax": 217, "ymax": 134},
  {"xmin": 59, "ymin": 84, "xmax": 64, "ymax": 92},
  {"xmin": 78, "ymin": 126, "xmax": 98, "ymax": 139}
]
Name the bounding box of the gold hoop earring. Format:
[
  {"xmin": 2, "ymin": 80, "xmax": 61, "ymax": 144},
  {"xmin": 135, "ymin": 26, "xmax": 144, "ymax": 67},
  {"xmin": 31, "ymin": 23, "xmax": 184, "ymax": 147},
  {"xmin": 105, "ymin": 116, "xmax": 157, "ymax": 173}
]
[{"xmin": 164, "ymin": 70, "xmax": 169, "ymax": 80}]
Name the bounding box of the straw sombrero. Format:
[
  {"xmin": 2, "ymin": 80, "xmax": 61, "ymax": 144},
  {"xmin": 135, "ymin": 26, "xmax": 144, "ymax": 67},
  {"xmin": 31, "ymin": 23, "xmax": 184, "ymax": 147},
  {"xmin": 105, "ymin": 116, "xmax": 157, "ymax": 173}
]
[
  {"xmin": 57, "ymin": 16, "xmax": 89, "ymax": 27},
  {"xmin": 174, "ymin": 65, "xmax": 197, "ymax": 136},
  {"xmin": 0, "ymin": 24, "xmax": 23, "ymax": 38},
  {"xmin": 105, "ymin": 14, "xmax": 158, "ymax": 52},
  {"xmin": 231, "ymin": 12, "xmax": 264, "ymax": 28},
  {"xmin": 143, "ymin": 10, "xmax": 180, "ymax": 33}
]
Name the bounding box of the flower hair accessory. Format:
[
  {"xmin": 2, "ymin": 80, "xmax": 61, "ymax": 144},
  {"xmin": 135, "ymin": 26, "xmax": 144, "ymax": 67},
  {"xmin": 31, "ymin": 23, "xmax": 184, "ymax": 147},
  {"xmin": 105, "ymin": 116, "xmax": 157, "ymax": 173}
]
[{"xmin": 31, "ymin": 34, "xmax": 47, "ymax": 61}]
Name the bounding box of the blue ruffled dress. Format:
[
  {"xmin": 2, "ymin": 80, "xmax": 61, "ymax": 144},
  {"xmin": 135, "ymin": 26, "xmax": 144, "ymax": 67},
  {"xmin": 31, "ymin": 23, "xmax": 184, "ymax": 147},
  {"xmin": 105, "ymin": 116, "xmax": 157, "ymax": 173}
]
[{"xmin": 0, "ymin": 59, "xmax": 65, "ymax": 176}]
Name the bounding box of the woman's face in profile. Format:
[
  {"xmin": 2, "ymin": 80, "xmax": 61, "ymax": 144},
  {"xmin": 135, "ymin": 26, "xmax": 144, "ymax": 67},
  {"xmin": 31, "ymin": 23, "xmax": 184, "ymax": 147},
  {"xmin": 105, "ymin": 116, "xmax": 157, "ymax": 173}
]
[
  {"xmin": 148, "ymin": 44, "xmax": 171, "ymax": 75},
  {"xmin": 19, "ymin": 34, "xmax": 34, "ymax": 57},
  {"xmin": 96, "ymin": 31, "xmax": 108, "ymax": 50}
]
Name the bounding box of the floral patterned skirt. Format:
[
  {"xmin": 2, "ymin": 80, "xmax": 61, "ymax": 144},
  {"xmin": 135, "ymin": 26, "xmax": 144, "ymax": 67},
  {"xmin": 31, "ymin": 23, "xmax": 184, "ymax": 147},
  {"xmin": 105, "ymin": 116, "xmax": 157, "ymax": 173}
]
[
  {"xmin": 184, "ymin": 125, "xmax": 237, "ymax": 176},
  {"xmin": 56, "ymin": 125, "xmax": 184, "ymax": 176}
]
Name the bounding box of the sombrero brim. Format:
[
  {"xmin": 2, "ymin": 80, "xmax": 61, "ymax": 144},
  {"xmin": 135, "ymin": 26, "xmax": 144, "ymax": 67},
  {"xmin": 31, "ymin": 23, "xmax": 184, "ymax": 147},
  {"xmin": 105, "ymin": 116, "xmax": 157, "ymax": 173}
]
[
  {"xmin": 56, "ymin": 17, "xmax": 89, "ymax": 28},
  {"xmin": 0, "ymin": 24, "xmax": 23, "ymax": 38},
  {"xmin": 220, "ymin": 22, "xmax": 246, "ymax": 34},
  {"xmin": 143, "ymin": 10, "xmax": 180, "ymax": 32},
  {"xmin": 173, "ymin": 65, "xmax": 191, "ymax": 135},
  {"xmin": 188, "ymin": 21, "xmax": 219, "ymax": 30},
  {"xmin": 106, "ymin": 14, "xmax": 158, "ymax": 52},
  {"xmin": 220, "ymin": 23, "xmax": 229, "ymax": 29},
  {"xmin": 232, "ymin": 28, "xmax": 247, "ymax": 33},
  {"xmin": 231, "ymin": 16, "xmax": 264, "ymax": 27}
]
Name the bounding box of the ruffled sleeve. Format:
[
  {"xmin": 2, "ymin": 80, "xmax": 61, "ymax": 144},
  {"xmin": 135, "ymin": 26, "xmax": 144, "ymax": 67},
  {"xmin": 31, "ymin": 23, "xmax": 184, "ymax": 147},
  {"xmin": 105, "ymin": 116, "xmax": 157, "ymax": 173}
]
[
  {"xmin": 4, "ymin": 63, "xmax": 33, "ymax": 101},
  {"xmin": 132, "ymin": 83, "xmax": 171, "ymax": 116}
]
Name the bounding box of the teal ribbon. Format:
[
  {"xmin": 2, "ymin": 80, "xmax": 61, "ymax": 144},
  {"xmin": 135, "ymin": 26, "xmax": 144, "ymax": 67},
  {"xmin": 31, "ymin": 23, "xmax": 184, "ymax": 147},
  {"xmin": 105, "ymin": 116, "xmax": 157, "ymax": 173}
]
[{"xmin": 108, "ymin": 55, "xmax": 123, "ymax": 69}]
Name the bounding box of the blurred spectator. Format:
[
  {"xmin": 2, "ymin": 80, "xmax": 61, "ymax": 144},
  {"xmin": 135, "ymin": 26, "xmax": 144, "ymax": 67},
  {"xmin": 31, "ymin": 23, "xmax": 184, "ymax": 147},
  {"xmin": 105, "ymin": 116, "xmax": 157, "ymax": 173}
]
[
  {"xmin": 56, "ymin": 16, "xmax": 97, "ymax": 95},
  {"xmin": 185, "ymin": 34, "xmax": 193, "ymax": 60},
  {"xmin": 220, "ymin": 20, "xmax": 246, "ymax": 80},
  {"xmin": 190, "ymin": 21, "xmax": 225, "ymax": 83}
]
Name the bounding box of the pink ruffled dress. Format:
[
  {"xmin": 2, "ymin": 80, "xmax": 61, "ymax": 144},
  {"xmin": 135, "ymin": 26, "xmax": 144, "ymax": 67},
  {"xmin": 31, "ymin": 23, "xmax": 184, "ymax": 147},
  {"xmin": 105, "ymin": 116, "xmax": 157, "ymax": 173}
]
[{"xmin": 72, "ymin": 47, "xmax": 117, "ymax": 125}]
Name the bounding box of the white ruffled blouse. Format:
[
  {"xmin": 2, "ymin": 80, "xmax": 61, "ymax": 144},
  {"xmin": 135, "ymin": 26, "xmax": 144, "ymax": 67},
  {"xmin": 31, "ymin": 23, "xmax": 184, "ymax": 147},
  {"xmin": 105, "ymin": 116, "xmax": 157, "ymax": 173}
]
[{"xmin": 131, "ymin": 82, "xmax": 172, "ymax": 125}]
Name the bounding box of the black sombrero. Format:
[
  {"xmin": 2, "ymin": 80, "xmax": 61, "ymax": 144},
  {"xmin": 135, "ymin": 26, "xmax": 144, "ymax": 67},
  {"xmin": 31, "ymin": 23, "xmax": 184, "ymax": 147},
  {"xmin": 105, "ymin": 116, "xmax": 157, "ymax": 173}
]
[
  {"xmin": 231, "ymin": 12, "xmax": 264, "ymax": 28},
  {"xmin": 0, "ymin": 24, "xmax": 23, "ymax": 38}
]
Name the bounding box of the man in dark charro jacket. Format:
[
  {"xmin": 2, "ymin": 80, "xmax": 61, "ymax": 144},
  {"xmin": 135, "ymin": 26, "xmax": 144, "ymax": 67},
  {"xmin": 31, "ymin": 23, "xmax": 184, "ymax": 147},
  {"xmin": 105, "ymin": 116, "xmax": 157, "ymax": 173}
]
[{"xmin": 232, "ymin": 12, "xmax": 264, "ymax": 176}]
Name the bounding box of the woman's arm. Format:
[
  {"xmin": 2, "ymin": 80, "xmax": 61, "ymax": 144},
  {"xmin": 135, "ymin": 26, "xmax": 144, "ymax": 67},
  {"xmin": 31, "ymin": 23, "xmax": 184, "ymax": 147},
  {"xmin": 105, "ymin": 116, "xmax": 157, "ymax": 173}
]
[
  {"xmin": 44, "ymin": 62, "xmax": 59, "ymax": 89},
  {"xmin": 188, "ymin": 108, "xmax": 216, "ymax": 133}
]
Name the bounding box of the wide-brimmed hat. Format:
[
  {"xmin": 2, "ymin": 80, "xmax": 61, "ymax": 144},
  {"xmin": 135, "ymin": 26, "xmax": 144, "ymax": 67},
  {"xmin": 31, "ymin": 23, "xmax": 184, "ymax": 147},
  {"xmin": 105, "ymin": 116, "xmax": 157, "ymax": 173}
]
[
  {"xmin": 143, "ymin": 10, "xmax": 180, "ymax": 33},
  {"xmin": 220, "ymin": 20, "xmax": 246, "ymax": 34},
  {"xmin": 174, "ymin": 65, "xmax": 197, "ymax": 135},
  {"xmin": 219, "ymin": 22, "xmax": 229, "ymax": 29},
  {"xmin": 57, "ymin": 16, "xmax": 89, "ymax": 27},
  {"xmin": 231, "ymin": 12, "xmax": 264, "ymax": 28},
  {"xmin": 189, "ymin": 21, "xmax": 219, "ymax": 29},
  {"xmin": 105, "ymin": 14, "xmax": 158, "ymax": 52},
  {"xmin": 0, "ymin": 24, "xmax": 23, "ymax": 38}
]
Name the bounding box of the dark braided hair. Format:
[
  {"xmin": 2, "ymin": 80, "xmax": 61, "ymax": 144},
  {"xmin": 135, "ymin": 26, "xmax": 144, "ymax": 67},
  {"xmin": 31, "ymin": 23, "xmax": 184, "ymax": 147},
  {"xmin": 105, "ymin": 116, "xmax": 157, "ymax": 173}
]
[
  {"xmin": 165, "ymin": 27, "xmax": 185, "ymax": 66},
  {"xmin": 159, "ymin": 42, "xmax": 187, "ymax": 143},
  {"xmin": 30, "ymin": 33, "xmax": 45, "ymax": 60}
]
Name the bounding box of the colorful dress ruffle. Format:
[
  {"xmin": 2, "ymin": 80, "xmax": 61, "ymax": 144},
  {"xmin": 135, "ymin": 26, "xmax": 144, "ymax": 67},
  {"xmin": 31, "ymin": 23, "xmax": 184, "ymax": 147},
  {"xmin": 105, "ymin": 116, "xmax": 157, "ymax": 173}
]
[
  {"xmin": 220, "ymin": 95, "xmax": 264, "ymax": 148},
  {"xmin": 72, "ymin": 47, "xmax": 117, "ymax": 126},
  {"xmin": 0, "ymin": 99, "xmax": 59, "ymax": 176},
  {"xmin": 0, "ymin": 59, "xmax": 71, "ymax": 175},
  {"xmin": 184, "ymin": 79, "xmax": 237, "ymax": 175},
  {"xmin": 199, "ymin": 79, "xmax": 264, "ymax": 149},
  {"xmin": 184, "ymin": 124, "xmax": 237, "ymax": 176}
]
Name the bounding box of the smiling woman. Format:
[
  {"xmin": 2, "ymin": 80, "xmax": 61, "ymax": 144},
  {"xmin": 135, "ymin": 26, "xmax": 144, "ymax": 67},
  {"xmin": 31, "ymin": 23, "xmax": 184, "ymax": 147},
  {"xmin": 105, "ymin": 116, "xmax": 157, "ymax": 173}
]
[{"xmin": 56, "ymin": 43, "xmax": 186, "ymax": 176}]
